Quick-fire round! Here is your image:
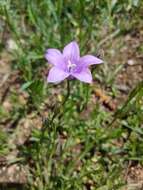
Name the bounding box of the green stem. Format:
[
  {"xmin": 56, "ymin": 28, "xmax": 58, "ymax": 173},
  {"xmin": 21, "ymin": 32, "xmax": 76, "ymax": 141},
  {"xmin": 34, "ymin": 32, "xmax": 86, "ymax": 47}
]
[
  {"xmin": 51, "ymin": 80, "xmax": 70, "ymax": 123},
  {"xmin": 61, "ymin": 80, "xmax": 70, "ymax": 106},
  {"xmin": 40, "ymin": 80, "xmax": 71, "ymax": 143}
]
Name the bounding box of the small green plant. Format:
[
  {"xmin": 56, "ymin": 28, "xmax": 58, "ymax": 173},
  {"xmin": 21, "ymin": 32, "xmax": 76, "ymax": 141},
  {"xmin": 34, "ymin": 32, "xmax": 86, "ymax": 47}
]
[{"xmin": 0, "ymin": 1, "xmax": 143, "ymax": 190}]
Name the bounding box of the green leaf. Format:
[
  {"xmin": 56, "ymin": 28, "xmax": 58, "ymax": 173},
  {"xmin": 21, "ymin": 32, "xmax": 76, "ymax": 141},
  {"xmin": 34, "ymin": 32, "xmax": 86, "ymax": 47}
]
[{"xmin": 21, "ymin": 81, "xmax": 34, "ymax": 91}]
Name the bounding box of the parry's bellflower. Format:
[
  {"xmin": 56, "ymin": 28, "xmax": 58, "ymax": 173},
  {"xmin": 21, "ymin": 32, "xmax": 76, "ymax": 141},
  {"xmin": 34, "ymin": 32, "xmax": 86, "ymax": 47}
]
[{"xmin": 45, "ymin": 41, "xmax": 103, "ymax": 83}]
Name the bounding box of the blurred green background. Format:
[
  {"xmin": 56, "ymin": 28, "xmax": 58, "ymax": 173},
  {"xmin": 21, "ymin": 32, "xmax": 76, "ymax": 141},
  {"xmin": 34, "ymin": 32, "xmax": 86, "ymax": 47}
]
[{"xmin": 0, "ymin": 0, "xmax": 143, "ymax": 190}]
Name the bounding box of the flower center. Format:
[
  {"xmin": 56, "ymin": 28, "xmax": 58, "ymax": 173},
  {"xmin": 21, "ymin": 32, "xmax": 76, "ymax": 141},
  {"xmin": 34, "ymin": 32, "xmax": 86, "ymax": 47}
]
[{"xmin": 67, "ymin": 60, "xmax": 76, "ymax": 72}]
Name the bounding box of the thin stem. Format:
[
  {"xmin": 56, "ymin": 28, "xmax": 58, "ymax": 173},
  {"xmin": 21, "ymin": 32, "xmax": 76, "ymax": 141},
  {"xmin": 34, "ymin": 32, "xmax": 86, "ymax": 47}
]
[
  {"xmin": 61, "ymin": 80, "xmax": 70, "ymax": 106},
  {"xmin": 40, "ymin": 80, "xmax": 71, "ymax": 143},
  {"xmin": 51, "ymin": 80, "xmax": 70, "ymax": 123}
]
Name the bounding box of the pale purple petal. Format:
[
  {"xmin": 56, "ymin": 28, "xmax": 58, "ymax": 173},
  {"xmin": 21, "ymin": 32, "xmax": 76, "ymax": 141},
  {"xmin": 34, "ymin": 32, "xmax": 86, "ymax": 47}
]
[
  {"xmin": 79, "ymin": 55, "xmax": 103, "ymax": 66},
  {"xmin": 47, "ymin": 48, "xmax": 61, "ymax": 55},
  {"xmin": 45, "ymin": 49, "xmax": 65, "ymax": 69},
  {"xmin": 72, "ymin": 68, "xmax": 92, "ymax": 83},
  {"xmin": 47, "ymin": 67, "xmax": 69, "ymax": 83},
  {"xmin": 63, "ymin": 41, "xmax": 80, "ymax": 62}
]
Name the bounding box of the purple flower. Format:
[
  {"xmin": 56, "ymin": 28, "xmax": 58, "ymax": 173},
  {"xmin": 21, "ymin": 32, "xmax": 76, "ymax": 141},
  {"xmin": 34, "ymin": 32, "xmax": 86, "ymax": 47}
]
[{"xmin": 45, "ymin": 41, "xmax": 103, "ymax": 84}]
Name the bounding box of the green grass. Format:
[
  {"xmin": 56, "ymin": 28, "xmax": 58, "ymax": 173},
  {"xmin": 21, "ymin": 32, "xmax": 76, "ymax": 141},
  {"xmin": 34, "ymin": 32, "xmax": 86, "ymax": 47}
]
[{"xmin": 0, "ymin": 0, "xmax": 143, "ymax": 189}]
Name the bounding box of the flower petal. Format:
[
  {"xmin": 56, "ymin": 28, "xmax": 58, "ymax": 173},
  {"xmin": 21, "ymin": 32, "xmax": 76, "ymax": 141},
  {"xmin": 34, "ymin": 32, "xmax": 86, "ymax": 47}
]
[
  {"xmin": 79, "ymin": 55, "xmax": 103, "ymax": 66},
  {"xmin": 45, "ymin": 49, "xmax": 65, "ymax": 69},
  {"xmin": 47, "ymin": 67, "xmax": 69, "ymax": 83},
  {"xmin": 63, "ymin": 41, "xmax": 80, "ymax": 62},
  {"xmin": 72, "ymin": 68, "xmax": 92, "ymax": 83}
]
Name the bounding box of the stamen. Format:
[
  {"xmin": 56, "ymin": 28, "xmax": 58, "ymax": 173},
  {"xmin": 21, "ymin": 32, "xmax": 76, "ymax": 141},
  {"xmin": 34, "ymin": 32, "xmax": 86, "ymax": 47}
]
[{"xmin": 67, "ymin": 60, "xmax": 76, "ymax": 72}]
